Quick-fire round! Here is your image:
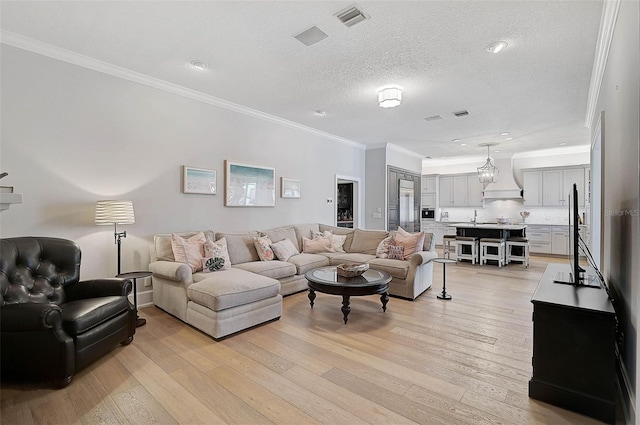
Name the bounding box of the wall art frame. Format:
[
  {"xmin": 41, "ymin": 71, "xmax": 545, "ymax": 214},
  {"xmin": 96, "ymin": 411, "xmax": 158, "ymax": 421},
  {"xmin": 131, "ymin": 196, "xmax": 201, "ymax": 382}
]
[
  {"xmin": 224, "ymin": 160, "xmax": 276, "ymax": 207},
  {"xmin": 182, "ymin": 166, "xmax": 216, "ymax": 195},
  {"xmin": 281, "ymin": 177, "xmax": 301, "ymax": 198}
]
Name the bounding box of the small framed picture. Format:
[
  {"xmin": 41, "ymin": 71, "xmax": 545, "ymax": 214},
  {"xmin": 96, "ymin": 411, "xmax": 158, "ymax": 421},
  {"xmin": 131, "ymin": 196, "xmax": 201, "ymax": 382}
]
[
  {"xmin": 182, "ymin": 166, "xmax": 216, "ymax": 195},
  {"xmin": 281, "ymin": 177, "xmax": 301, "ymax": 198}
]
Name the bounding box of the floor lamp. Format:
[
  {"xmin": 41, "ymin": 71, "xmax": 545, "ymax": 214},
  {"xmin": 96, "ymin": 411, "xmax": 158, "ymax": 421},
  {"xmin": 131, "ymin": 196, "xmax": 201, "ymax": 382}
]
[{"xmin": 95, "ymin": 200, "xmax": 135, "ymax": 276}]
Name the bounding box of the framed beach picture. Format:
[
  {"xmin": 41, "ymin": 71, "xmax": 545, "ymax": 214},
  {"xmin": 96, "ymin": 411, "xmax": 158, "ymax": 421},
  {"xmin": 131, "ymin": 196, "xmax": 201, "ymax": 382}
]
[
  {"xmin": 224, "ymin": 160, "xmax": 276, "ymax": 207},
  {"xmin": 281, "ymin": 177, "xmax": 301, "ymax": 198},
  {"xmin": 182, "ymin": 166, "xmax": 216, "ymax": 195}
]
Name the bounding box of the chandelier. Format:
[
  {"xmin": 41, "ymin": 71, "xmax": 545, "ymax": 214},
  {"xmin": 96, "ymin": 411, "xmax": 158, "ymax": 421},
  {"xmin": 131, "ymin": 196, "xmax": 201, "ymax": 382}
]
[{"xmin": 478, "ymin": 144, "xmax": 499, "ymax": 184}]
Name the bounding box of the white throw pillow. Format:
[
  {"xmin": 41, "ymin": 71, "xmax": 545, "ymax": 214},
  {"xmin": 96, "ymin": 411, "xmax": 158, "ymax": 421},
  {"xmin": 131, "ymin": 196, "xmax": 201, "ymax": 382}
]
[
  {"xmin": 171, "ymin": 232, "xmax": 206, "ymax": 272},
  {"xmin": 270, "ymin": 239, "xmax": 300, "ymax": 261},
  {"xmin": 302, "ymin": 236, "xmax": 335, "ymax": 254}
]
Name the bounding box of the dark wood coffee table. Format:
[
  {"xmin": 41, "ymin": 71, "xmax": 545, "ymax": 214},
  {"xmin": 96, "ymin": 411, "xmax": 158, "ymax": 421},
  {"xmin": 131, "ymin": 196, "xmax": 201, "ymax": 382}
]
[{"xmin": 304, "ymin": 266, "xmax": 392, "ymax": 324}]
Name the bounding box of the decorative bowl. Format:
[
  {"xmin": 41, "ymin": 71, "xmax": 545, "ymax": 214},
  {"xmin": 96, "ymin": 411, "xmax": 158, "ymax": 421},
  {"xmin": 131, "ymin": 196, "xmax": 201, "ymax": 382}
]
[
  {"xmin": 336, "ymin": 263, "xmax": 369, "ymax": 278},
  {"xmin": 496, "ymin": 217, "xmax": 511, "ymax": 225}
]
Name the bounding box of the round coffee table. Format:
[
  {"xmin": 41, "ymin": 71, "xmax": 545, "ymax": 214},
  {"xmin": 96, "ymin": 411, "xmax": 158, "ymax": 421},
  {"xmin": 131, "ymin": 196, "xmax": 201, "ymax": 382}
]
[{"xmin": 304, "ymin": 266, "xmax": 392, "ymax": 324}]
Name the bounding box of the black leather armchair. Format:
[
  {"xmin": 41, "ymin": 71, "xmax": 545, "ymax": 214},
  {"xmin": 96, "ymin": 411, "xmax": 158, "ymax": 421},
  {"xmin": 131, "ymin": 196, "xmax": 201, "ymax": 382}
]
[{"xmin": 0, "ymin": 237, "xmax": 136, "ymax": 387}]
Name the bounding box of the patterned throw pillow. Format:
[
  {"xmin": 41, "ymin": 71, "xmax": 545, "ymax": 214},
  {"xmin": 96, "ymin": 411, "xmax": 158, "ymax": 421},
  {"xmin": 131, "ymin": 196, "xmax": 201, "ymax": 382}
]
[
  {"xmin": 254, "ymin": 235, "xmax": 275, "ymax": 261},
  {"xmin": 311, "ymin": 230, "xmax": 347, "ymax": 253},
  {"xmin": 270, "ymin": 239, "xmax": 300, "ymax": 261},
  {"xmin": 387, "ymin": 244, "xmax": 405, "ymax": 260},
  {"xmin": 202, "ymin": 237, "xmax": 232, "ymax": 272},
  {"xmin": 375, "ymin": 235, "xmax": 394, "ymax": 258},
  {"xmin": 302, "ymin": 236, "xmax": 335, "ymax": 254},
  {"xmin": 171, "ymin": 232, "xmax": 206, "ymax": 272},
  {"xmin": 394, "ymin": 227, "xmax": 425, "ymax": 260}
]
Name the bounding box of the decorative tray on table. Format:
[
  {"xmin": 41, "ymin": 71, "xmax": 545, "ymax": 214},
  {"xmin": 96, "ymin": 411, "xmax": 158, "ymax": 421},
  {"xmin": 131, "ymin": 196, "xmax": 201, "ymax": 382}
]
[{"xmin": 336, "ymin": 263, "xmax": 369, "ymax": 278}]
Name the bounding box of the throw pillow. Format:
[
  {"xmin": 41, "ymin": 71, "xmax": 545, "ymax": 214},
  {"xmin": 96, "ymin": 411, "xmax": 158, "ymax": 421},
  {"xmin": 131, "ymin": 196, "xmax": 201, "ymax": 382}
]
[
  {"xmin": 302, "ymin": 236, "xmax": 335, "ymax": 254},
  {"xmin": 201, "ymin": 256, "xmax": 227, "ymax": 273},
  {"xmin": 208, "ymin": 237, "xmax": 232, "ymax": 270},
  {"xmin": 270, "ymin": 238, "xmax": 300, "ymax": 262},
  {"xmin": 387, "ymin": 244, "xmax": 405, "ymax": 260},
  {"xmin": 375, "ymin": 235, "xmax": 394, "ymax": 258},
  {"xmin": 323, "ymin": 231, "xmax": 347, "ymax": 253},
  {"xmin": 171, "ymin": 232, "xmax": 206, "ymax": 272},
  {"xmin": 254, "ymin": 235, "xmax": 274, "ymax": 261},
  {"xmin": 394, "ymin": 227, "xmax": 425, "ymax": 260}
]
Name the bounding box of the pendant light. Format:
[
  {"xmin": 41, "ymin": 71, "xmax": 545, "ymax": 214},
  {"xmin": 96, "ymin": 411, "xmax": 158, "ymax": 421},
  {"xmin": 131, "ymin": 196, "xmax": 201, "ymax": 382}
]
[{"xmin": 478, "ymin": 144, "xmax": 499, "ymax": 184}]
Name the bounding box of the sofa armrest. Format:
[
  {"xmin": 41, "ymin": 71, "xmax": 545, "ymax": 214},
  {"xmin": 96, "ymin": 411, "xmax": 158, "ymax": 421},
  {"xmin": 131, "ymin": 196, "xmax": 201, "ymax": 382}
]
[
  {"xmin": 409, "ymin": 250, "xmax": 438, "ymax": 267},
  {"xmin": 1, "ymin": 303, "xmax": 64, "ymax": 331},
  {"xmin": 149, "ymin": 261, "xmax": 193, "ymax": 284},
  {"xmin": 65, "ymin": 278, "xmax": 132, "ymax": 301}
]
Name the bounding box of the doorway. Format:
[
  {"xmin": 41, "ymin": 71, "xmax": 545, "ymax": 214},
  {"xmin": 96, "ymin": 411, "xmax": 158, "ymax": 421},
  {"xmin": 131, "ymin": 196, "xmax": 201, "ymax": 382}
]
[{"xmin": 335, "ymin": 175, "xmax": 361, "ymax": 229}]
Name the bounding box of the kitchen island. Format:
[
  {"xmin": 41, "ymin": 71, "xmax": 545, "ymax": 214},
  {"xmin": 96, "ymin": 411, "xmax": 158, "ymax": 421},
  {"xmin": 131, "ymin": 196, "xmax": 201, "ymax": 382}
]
[{"xmin": 449, "ymin": 223, "xmax": 527, "ymax": 239}]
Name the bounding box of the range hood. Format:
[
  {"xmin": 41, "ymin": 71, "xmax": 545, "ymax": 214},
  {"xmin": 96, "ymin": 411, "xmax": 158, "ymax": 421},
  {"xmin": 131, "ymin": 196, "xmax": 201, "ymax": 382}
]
[{"xmin": 482, "ymin": 157, "xmax": 523, "ymax": 199}]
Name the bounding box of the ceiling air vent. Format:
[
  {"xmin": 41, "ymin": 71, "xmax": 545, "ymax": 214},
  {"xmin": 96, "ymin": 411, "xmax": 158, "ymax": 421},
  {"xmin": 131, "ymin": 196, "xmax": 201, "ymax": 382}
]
[
  {"xmin": 294, "ymin": 26, "xmax": 329, "ymax": 46},
  {"xmin": 336, "ymin": 5, "xmax": 370, "ymax": 27},
  {"xmin": 424, "ymin": 115, "xmax": 443, "ymax": 122},
  {"xmin": 453, "ymin": 110, "xmax": 469, "ymax": 117}
]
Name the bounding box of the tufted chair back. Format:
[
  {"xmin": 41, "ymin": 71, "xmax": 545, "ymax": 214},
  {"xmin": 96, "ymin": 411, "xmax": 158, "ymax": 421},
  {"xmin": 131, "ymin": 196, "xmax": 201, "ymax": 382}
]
[{"xmin": 0, "ymin": 237, "xmax": 81, "ymax": 306}]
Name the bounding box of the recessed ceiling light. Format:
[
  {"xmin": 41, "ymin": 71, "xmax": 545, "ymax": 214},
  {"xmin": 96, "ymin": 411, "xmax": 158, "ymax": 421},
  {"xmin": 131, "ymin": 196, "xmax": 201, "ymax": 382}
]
[
  {"xmin": 486, "ymin": 41, "xmax": 508, "ymax": 53},
  {"xmin": 460, "ymin": 143, "xmax": 467, "ymax": 147},
  {"xmin": 494, "ymin": 150, "xmax": 501, "ymax": 153},
  {"xmin": 190, "ymin": 60, "xmax": 208, "ymax": 70},
  {"xmin": 500, "ymin": 132, "xmax": 510, "ymax": 136},
  {"xmin": 505, "ymin": 137, "xmax": 513, "ymax": 141},
  {"xmin": 559, "ymin": 142, "xmax": 567, "ymax": 146},
  {"xmin": 452, "ymin": 139, "xmax": 461, "ymax": 142},
  {"xmin": 314, "ymin": 110, "xmax": 326, "ymax": 116}
]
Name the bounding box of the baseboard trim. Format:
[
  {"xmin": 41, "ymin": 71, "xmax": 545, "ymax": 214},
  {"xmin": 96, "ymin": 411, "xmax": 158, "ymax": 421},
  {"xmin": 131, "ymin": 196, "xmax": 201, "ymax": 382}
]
[
  {"xmin": 128, "ymin": 289, "xmax": 154, "ymax": 309},
  {"xmin": 617, "ymin": 352, "xmax": 636, "ymax": 425}
]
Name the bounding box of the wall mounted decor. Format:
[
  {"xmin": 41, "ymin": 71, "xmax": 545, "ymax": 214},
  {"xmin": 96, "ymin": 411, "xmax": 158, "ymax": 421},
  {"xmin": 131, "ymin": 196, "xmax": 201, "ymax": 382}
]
[
  {"xmin": 224, "ymin": 160, "xmax": 275, "ymax": 207},
  {"xmin": 281, "ymin": 178, "xmax": 301, "ymax": 198},
  {"xmin": 183, "ymin": 166, "xmax": 216, "ymax": 195}
]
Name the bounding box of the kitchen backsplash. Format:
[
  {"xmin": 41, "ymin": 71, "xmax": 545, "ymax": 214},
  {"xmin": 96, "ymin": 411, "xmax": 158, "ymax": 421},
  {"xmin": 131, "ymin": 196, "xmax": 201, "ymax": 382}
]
[{"xmin": 438, "ymin": 199, "xmax": 587, "ymax": 225}]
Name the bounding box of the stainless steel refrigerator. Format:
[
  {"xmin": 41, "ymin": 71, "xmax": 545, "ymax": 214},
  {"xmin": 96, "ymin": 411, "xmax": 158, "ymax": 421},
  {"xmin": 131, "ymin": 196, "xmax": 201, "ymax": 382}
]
[{"xmin": 399, "ymin": 179, "xmax": 415, "ymax": 231}]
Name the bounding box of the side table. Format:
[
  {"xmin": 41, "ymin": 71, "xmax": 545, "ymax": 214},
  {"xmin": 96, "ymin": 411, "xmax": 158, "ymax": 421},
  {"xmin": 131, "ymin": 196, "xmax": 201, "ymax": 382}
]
[
  {"xmin": 433, "ymin": 258, "xmax": 456, "ymax": 300},
  {"xmin": 116, "ymin": 270, "xmax": 151, "ymax": 327}
]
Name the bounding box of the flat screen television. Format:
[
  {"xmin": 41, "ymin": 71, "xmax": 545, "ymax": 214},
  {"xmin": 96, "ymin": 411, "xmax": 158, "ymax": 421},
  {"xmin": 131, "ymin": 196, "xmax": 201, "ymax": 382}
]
[{"xmin": 553, "ymin": 183, "xmax": 600, "ymax": 287}]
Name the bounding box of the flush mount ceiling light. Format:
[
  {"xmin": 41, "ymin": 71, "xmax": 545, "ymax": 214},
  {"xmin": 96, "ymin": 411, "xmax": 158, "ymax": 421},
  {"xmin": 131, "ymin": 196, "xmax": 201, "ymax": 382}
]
[
  {"xmin": 378, "ymin": 87, "xmax": 402, "ymax": 108},
  {"xmin": 314, "ymin": 110, "xmax": 326, "ymax": 116},
  {"xmin": 478, "ymin": 143, "xmax": 499, "ymax": 183},
  {"xmin": 486, "ymin": 41, "xmax": 508, "ymax": 53},
  {"xmin": 190, "ymin": 60, "xmax": 208, "ymax": 70}
]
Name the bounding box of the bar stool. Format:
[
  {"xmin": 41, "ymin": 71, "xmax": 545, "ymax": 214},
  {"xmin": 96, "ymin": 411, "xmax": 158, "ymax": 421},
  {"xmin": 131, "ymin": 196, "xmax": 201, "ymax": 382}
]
[
  {"xmin": 442, "ymin": 234, "xmax": 457, "ymax": 259},
  {"xmin": 455, "ymin": 236, "xmax": 478, "ymax": 265},
  {"xmin": 506, "ymin": 237, "xmax": 530, "ymax": 267},
  {"xmin": 480, "ymin": 238, "xmax": 506, "ymax": 267}
]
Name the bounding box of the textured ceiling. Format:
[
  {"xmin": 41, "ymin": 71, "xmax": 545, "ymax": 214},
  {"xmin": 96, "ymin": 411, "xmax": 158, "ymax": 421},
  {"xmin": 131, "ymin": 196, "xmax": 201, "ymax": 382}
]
[{"xmin": 0, "ymin": 1, "xmax": 604, "ymax": 160}]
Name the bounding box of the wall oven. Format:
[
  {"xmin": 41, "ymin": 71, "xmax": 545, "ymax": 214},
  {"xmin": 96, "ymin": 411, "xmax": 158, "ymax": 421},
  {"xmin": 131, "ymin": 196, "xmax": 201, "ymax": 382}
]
[{"xmin": 421, "ymin": 208, "xmax": 435, "ymax": 220}]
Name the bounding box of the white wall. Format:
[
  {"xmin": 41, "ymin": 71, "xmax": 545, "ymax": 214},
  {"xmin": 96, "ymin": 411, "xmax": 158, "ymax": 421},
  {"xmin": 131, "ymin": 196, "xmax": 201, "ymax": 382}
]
[
  {"xmin": 365, "ymin": 148, "xmax": 386, "ymax": 229},
  {"xmin": 591, "ymin": 1, "xmax": 639, "ymax": 421},
  {"xmin": 0, "ymin": 45, "xmax": 366, "ymax": 288}
]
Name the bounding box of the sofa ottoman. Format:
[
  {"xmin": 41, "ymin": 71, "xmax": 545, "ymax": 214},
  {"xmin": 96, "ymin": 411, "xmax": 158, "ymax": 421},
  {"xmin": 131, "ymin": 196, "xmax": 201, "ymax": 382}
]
[{"xmin": 186, "ymin": 268, "xmax": 282, "ymax": 339}]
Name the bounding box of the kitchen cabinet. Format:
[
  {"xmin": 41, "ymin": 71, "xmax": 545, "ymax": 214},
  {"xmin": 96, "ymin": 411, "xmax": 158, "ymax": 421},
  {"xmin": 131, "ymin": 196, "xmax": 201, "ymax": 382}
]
[
  {"xmin": 466, "ymin": 175, "xmax": 484, "ymax": 207},
  {"xmin": 422, "ymin": 221, "xmax": 436, "ymax": 235},
  {"xmin": 439, "ymin": 175, "xmax": 468, "ymax": 207},
  {"xmin": 523, "ymin": 171, "xmax": 543, "ymax": 206},
  {"xmin": 551, "ymin": 227, "xmax": 570, "ymax": 255},
  {"xmin": 435, "ymin": 223, "xmax": 456, "ymax": 246},
  {"xmin": 523, "ymin": 166, "xmax": 587, "ymax": 207},
  {"xmin": 527, "ymin": 225, "xmax": 552, "ymax": 254},
  {"xmin": 422, "ymin": 175, "xmax": 437, "ymax": 194}
]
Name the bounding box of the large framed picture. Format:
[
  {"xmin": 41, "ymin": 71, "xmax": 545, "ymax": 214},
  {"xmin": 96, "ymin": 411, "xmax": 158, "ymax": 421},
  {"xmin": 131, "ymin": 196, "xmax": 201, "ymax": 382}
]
[
  {"xmin": 224, "ymin": 160, "xmax": 276, "ymax": 207},
  {"xmin": 281, "ymin": 177, "xmax": 301, "ymax": 198},
  {"xmin": 182, "ymin": 166, "xmax": 216, "ymax": 195}
]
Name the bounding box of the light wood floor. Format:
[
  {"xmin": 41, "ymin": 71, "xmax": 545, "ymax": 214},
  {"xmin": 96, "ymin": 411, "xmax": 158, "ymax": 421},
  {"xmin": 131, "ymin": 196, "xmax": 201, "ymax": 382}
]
[{"xmin": 1, "ymin": 255, "xmax": 612, "ymax": 425}]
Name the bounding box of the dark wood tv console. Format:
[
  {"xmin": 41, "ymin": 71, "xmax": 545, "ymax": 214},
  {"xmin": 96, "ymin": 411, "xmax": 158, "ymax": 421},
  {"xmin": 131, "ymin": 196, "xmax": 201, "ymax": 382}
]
[{"xmin": 529, "ymin": 263, "xmax": 616, "ymax": 424}]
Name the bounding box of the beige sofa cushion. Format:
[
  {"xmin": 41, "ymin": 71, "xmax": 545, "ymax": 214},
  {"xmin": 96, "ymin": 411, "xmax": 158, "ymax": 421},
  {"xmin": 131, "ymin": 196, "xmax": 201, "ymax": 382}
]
[
  {"xmin": 328, "ymin": 253, "xmax": 376, "ymax": 265},
  {"xmin": 233, "ymin": 261, "xmax": 296, "ymax": 280},
  {"xmin": 187, "ymin": 268, "xmax": 280, "ymax": 311},
  {"xmin": 293, "ymin": 223, "xmax": 321, "ymax": 249},
  {"xmin": 423, "ymin": 233, "xmax": 435, "ymax": 251},
  {"xmin": 319, "ymin": 225, "xmax": 355, "ymax": 252},
  {"xmin": 367, "ymin": 258, "xmax": 410, "ymax": 280},
  {"xmin": 155, "ymin": 230, "xmax": 214, "ymax": 261},
  {"xmin": 349, "ymin": 229, "xmax": 389, "ymax": 255},
  {"xmin": 215, "ymin": 231, "xmax": 260, "ymax": 265},
  {"xmin": 262, "ymin": 225, "xmax": 299, "ymax": 251},
  {"xmin": 286, "ymin": 253, "xmax": 330, "ymax": 275}
]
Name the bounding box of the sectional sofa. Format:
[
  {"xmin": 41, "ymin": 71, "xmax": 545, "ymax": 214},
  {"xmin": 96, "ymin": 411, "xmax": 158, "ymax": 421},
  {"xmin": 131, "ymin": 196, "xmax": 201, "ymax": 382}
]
[{"xmin": 149, "ymin": 223, "xmax": 437, "ymax": 339}]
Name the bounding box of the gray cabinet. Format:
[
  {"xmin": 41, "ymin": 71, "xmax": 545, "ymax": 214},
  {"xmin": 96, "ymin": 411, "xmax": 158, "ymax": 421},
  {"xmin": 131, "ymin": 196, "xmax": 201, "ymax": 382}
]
[
  {"xmin": 523, "ymin": 171, "xmax": 543, "ymax": 206},
  {"xmin": 439, "ymin": 175, "xmax": 468, "ymax": 207},
  {"xmin": 524, "ymin": 166, "xmax": 587, "ymax": 207},
  {"xmin": 466, "ymin": 175, "xmax": 484, "ymax": 207}
]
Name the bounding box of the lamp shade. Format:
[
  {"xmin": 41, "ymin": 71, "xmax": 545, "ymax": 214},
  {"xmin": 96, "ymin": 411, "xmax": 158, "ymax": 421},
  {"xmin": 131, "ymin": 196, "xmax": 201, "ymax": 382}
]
[
  {"xmin": 378, "ymin": 87, "xmax": 402, "ymax": 108},
  {"xmin": 95, "ymin": 200, "xmax": 135, "ymax": 225}
]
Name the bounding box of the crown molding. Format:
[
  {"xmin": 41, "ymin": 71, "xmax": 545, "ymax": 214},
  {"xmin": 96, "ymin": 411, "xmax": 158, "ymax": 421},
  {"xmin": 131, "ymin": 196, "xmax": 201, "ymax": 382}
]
[
  {"xmin": 385, "ymin": 143, "xmax": 425, "ymax": 159},
  {"xmin": 585, "ymin": 0, "xmax": 620, "ymax": 129},
  {"xmin": 0, "ymin": 30, "xmax": 366, "ymax": 150}
]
